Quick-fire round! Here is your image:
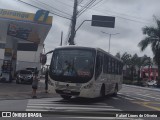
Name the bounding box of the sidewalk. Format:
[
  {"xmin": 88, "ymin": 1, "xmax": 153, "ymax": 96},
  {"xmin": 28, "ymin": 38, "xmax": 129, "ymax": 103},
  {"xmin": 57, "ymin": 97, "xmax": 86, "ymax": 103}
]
[{"xmin": 0, "ymin": 78, "xmax": 58, "ymax": 100}]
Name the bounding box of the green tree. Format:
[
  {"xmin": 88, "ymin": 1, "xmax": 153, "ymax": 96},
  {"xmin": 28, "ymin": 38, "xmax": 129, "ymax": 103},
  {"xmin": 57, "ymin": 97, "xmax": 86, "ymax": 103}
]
[
  {"xmin": 121, "ymin": 52, "xmax": 131, "ymax": 67},
  {"xmin": 115, "ymin": 52, "xmax": 121, "ymax": 59},
  {"xmin": 121, "ymin": 52, "xmax": 132, "ymax": 79},
  {"xmin": 128, "ymin": 54, "xmax": 139, "ymax": 81},
  {"xmin": 138, "ymin": 17, "xmax": 160, "ymax": 87},
  {"xmin": 136, "ymin": 55, "xmax": 151, "ymax": 80}
]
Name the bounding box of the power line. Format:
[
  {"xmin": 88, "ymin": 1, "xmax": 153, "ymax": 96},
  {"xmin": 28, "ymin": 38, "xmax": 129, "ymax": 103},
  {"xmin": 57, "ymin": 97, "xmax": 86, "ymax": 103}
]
[
  {"xmin": 76, "ymin": 0, "xmax": 154, "ymax": 24},
  {"xmin": 94, "ymin": 7, "xmax": 152, "ymax": 23},
  {"xmin": 16, "ymin": 0, "xmax": 72, "ymax": 20},
  {"xmin": 21, "ymin": 0, "xmax": 153, "ymax": 24},
  {"xmin": 78, "ymin": 0, "xmax": 84, "ymax": 5},
  {"xmin": 77, "ymin": 0, "xmax": 96, "ymax": 17},
  {"xmin": 31, "ymin": 0, "xmax": 72, "ymax": 17},
  {"xmin": 77, "ymin": 0, "xmax": 96, "ymax": 14},
  {"xmin": 52, "ymin": 0, "xmax": 73, "ymax": 7},
  {"xmin": 92, "ymin": 8, "xmax": 153, "ymax": 24},
  {"xmin": 89, "ymin": 0, "xmax": 103, "ymax": 9}
]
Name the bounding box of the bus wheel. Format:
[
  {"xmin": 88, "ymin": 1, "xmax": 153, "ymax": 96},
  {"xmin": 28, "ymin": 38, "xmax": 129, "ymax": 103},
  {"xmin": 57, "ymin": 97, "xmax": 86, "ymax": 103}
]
[
  {"xmin": 61, "ymin": 95, "xmax": 71, "ymax": 100},
  {"xmin": 112, "ymin": 84, "xmax": 118, "ymax": 97},
  {"xmin": 100, "ymin": 85, "xmax": 105, "ymax": 98}
]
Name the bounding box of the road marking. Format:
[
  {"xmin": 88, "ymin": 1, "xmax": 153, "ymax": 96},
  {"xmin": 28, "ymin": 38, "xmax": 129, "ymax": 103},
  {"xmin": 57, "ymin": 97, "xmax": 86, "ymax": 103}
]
[
  {"xmin": 133, "ymin": 101, "xmax": 160, "ymax": 111},
  {"xmin": 119, "ymin": 94, "xmax": 150, "ymax": 101},
  {"xmin": 26, "ymin": 98, "xmax": 122, "ymax": 111},
  {"xmin": 136, "ymin": 93, "xmax": 160, "ymax": 100},
  {"xmin": 27, "ymin": 103, "xmax": 114, "ymax": 108},
  {"xmin": 143, "ymin": 103, "xmax": 160, "ymax": 111},
  {"xmin": 27, "ymin": 106, "xmax": 121, "ymax": 111},
  {"xmin": 118, "ymin": 96, "xmax": 134, "ymax": 101},
  {"xmin": 122, "ymin": 95, "xmax": 150, "ymax": 102}
]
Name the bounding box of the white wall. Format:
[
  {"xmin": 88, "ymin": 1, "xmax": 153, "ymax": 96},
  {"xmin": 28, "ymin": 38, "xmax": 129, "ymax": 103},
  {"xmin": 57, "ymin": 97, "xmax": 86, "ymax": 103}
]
[
  {"xmin": 0, "ymin": 49, "xmax": 4, "ymax": 60},
  {"xmin": 0, "ymin": 44, "xmax": 43, "ymax": 71}
]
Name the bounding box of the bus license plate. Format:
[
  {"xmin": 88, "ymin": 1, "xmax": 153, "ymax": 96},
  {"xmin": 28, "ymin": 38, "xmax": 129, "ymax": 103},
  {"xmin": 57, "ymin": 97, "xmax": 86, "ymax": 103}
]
[{"xmin": 63, "ymin": 90, "xmax": 71, "ymax": 93}]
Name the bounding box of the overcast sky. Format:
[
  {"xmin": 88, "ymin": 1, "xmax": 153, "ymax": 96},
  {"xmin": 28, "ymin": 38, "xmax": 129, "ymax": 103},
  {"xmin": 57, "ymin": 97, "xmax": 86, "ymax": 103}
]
[{"xmin": 1, "ymin": 0, "xmax": 160, "ymax": 64}]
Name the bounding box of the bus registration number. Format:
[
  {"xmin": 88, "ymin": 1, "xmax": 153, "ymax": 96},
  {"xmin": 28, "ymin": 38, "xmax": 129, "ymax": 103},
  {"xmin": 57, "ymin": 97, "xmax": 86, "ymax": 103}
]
[{"xmin": 63, "ymin": 90, "xmax": 71, "ymax": 93}]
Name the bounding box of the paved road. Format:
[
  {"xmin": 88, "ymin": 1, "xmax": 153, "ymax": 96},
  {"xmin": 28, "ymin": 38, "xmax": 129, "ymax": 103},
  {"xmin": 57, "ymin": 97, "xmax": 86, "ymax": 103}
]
[
  {"xmin": 120, "ymin": 85, "xmax": 160, "ymax": 111},
  {"xmin": 0, "ymin": 96, "xmax": 159, "ymax": 120},
  {"xmin": 0, "ymin": 83, "xmax": 160, "ymax": 119}
]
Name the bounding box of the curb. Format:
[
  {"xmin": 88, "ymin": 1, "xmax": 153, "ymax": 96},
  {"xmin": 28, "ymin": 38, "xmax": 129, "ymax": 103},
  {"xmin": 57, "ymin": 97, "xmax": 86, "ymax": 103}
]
[{"xmin": 123, "ymin": 84, "xmax": 160, "ymax": 92}]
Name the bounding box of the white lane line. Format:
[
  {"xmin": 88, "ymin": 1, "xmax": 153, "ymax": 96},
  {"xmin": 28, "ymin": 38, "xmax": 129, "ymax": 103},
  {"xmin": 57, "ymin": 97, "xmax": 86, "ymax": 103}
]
[
  {"xmin": 124, "ymin": 94, "xmax": 150, "ymax": 102},
  {"xmin": 118, "ymin": 94, "xmax": 150, "ymax": 102},
  {"xmin": 27, "ymin": 103, "xmax": 114, "ymax": 108},
  {"xmin": 28, "ymin": 98, "xmax": 61, "ymax": 101},
  {"xmin": 26, "ymin": 109, "xmax": 50, "ymax": 111},
  {"xmin": 149, "ymin": 94, "xmax": 160, "ymax": 98},
  {"xmin": 118, "ymin": 96, "xmax": 135, "ymax": 101},
  {"xmin": 26, "ymin": 106, "xmax": 121, "ymax": 111},
  {"xmin": 136, "ymin": 93, "xmax": 160, "ymax": 100}
]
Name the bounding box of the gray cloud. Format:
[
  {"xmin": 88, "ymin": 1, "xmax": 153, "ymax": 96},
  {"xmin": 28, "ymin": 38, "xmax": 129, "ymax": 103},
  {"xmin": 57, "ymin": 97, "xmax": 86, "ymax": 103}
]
[{"xmin": 1, "ymin": 0, "xmax": 160, "ymax": 64}]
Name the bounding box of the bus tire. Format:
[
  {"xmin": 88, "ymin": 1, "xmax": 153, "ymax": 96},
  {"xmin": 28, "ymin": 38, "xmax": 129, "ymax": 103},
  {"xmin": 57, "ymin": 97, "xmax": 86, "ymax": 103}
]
[
  {"xmin": 112, "ymin": 84, "xmax": 118, "ymax": 97},
  {"xmin": 100, "ymin": 84, "xmax": 105, "ymax": 98},
  {"xmin": 61, "ymin": 95, "xmax": 71, "ymax": 100}
]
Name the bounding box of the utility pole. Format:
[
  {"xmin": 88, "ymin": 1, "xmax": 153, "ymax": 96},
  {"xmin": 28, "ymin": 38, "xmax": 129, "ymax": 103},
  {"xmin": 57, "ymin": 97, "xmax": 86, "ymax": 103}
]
[
  {"xmin": 68, "ymin": 0, "xmax": 78, "ymax": 45},
  {"xmin": 101, "ymin": 31, "xmax": 119, "ymax": 53}
]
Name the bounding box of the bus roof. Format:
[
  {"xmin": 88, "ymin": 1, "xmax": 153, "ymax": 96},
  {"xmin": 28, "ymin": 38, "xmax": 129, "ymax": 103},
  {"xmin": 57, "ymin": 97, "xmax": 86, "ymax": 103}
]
[{"xmin": 54, "ymin": 45, "xmax": 123, "ymax": 63}]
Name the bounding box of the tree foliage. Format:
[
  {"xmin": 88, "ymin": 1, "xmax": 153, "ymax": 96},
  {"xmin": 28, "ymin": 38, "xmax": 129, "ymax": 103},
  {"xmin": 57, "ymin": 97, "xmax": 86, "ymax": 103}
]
[{"xmin": 138, "ymin": 17, "xmax": 160, "ymax": 87}]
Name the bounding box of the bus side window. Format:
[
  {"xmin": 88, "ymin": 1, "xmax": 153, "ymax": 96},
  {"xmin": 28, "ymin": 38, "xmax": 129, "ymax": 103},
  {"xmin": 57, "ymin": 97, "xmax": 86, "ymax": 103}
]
[
  {"xmin": 119, "ymin": 63, "xmax": 123, "ymax": 74},
  {"xmin": 117, "ymin": 62, "xmax": 119, "ymax": 75},
  {"xmin": 103, "ymin": 55, "xmax": 108, "ymax": 74},
  {"xmin": 108, "ymin": 57, "xmax": 111, "ymax": 74},
  {"xmin": 115, "ymin": 61, "xmax": 117, "ymax": 74},
  {"xmin": 112, "ymin": 59, "xmax": 115, "ymax": 74},
  {"xmin": 95, "ymin": 52, "xmax": 103, "ymax": 80}
]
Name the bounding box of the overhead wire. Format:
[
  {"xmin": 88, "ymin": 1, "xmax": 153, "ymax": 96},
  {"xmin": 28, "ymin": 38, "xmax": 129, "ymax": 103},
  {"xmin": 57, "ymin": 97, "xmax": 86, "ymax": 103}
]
[
  {"xmin": 52, "ymin": 0, "xmax": 73, "ymax": 7},
  {"xmin": 93, "ymin": 6, "xmax": 152, "ymax": 23},
  {"xmin": 89, "ymin": 0, "xmax": 104, "ymax": 9},
  {"xmin": 92, "ymin": 7, "xmax": 153, "ymax": 24},
  {"xmin": 16, "ymin": 0, "xmax": 153, "ymax": 24},
  {"xmin": 16, "ymin": 0, "xmax": 72, "ymax": 20},
  {"xmin": 31, "ymin": 0, "xmax": 72, "ymax": 17},
  {"xmin": 76, "ymin": 0, "xmax": 153, "ymax": 24},
  {"xmin": 66, "ymin": 0, "xmax": 101, "ymax": 44},
  {"xmin": 78, "ymin": 0, "xmax": 84, "ymax": 5},
  {"xmin": 77, "ymin": 0, "xmax": 96, "ymax": 17}
]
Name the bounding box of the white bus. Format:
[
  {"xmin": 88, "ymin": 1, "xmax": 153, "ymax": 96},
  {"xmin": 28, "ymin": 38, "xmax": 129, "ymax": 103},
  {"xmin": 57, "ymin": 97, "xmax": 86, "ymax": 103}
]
[{"xmin": 49, "ymin": 46, "xmax": 123, "ymax": 99}]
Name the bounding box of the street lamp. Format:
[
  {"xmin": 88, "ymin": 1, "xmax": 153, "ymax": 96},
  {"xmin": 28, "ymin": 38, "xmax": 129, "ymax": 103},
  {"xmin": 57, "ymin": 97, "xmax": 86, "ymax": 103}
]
[{"xmin": 101, "ymin": 31, "xmax": 120, "ymax": 53}]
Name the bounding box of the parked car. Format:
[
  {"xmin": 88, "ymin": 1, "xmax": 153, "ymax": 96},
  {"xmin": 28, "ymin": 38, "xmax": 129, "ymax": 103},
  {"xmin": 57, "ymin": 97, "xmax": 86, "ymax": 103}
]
[
  {"xmin": 147, "ymin": 80, "xmax": 157, "ymax": 87},
  {"xmin": 16, "ymin": 70, "xmax": 33, "ymax": 84},
  {"xmin": 26, "ymin": 67, "xmax": 37, "ymax": 73}
]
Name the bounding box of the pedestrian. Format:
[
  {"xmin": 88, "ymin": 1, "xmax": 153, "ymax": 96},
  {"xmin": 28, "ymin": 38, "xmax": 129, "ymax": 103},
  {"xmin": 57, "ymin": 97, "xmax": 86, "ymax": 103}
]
[
  {"xmin": 45, "ymin": 70, "xmax": 48, "ymax": 93},
  {"xmin": 32, "ymin": 71, "xmax": 39, "ymax": 98}
]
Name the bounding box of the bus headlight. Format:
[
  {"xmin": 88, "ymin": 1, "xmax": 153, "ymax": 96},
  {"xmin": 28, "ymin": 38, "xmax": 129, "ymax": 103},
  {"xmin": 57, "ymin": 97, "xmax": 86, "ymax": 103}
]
[
  {"xmin": 83, "ymin": 82, "xmax": 93, "ymax": 89},
  {"xmin": 55, "ymin": 82, "xmax": 59, "ymax": 87}
]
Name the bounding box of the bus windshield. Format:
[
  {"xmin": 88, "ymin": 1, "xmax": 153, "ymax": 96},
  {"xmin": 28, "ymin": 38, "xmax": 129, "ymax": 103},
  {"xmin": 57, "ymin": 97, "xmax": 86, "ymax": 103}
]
[{"xmin": 50, "ymin": 49, "xmax": 95, "ymax": 83}]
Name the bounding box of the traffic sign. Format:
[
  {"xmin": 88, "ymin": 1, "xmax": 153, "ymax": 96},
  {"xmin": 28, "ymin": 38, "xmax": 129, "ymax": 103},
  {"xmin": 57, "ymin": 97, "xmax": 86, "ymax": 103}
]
[{"xmin": 91, "ymin": 15, "xmax": 115, "ymax": 28}]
